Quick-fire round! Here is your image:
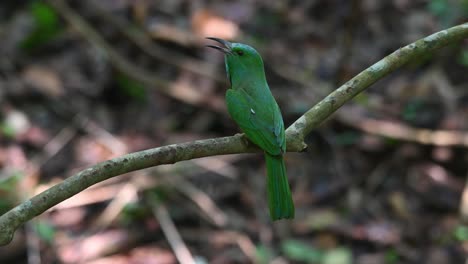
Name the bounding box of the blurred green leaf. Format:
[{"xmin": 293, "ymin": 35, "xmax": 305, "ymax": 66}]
[
  {"xmin": 454, "ymin": 225, "xmax": 468, "ymax": 241},
  {"xmin": 0, "ymin": 200, "xmax": 13, "ymax": 215},
  {"xmin": 402, "ymin": 99, "xmax": 423, "ymax": 123},
  {"xmin": 463, "ymin": 0, "xmax": 468, "ymax": 13},
  {"xmin": 122, "ymin": 202, "xmax": 148, "ymax": 217},
  {"xmin": 281, "ymin": 240, "xmax": 323, "ymax": 263},
  {"xmin": 353, "ymin": 92, "xmax": 370, "ymax": 107},
  {"xmin": 147, "ymin": 186, "xmax": 172, "ymax": 204},
  {"xmin": 35, "ymin": 220, "xmax": 55, "ymax": 243},
  {"xmin": 0, "ymin": 172, "xmax": 21, "ymax": 192},
  {"xmin": 322, "ymin": 248, "xmax": 352, "ymax": 264},
  {"xmin": 384, "ymin": 248, "xmax": 399, "ymax": 264},
  {"xmin": 458, "ymin": 49, "xmax": 468, "ymax": 67},
  {"xmin": 334, "ymin": 131, "xmax": 361, "ymax": 146},
  {"xmin": 428, "ymin": 0, "xmax": 468, "ymax": 27},
  {"xmin": 255, "ymin": 244, "xmax": 273, "ymax": 264},
  {"xmin": 21, "ymin": 1, "xmax": 62, "ymax": 50},
  {"xmin": 0, "ymin": 122, "xmax": 16, "ymax": 138},
  {"xmin": 31, "ymin": 1, "xmax": 58, "ymax": 28},
  {"xmin": 120, "ymin": 202, "xmax": 149, "ymax": 224},
  {"xmin": 116, "ymin": 73, "xmax": 148, "ymax": 102},
  {"xmin": 306, "ymin": 209, "xmax": 340, "ymax": 230},
  {"xmin": 0, "ymin": 172, "xmax": 21, "ymax": 214},
  {"xmin": 428, "ymin": 0, "xmax": 449, "ymax": 16}
]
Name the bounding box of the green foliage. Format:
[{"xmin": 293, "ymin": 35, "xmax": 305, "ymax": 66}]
[
  {"xmin": 146, "ymin": 186, "xmax": 172, "ymax": 205},
  {"xmin": 428, "ymin": 0, "xmax": 468, "ymax": 27},
  {"xmin": 305, "ymin": 210, "xmax": 340, "ymax": 230},
  {"xmin": 458, "ymin": 48, "xmax": 468, "ymax": 67},
  {"xmin": 35, "ymin": 220, "xmax": 56, "ymax": 243},
  {"xmin": 0, "ymin": 122, "xmax": 16, "ymax": 138},
  {"xmin": 352, "ymin": 92, "xmax": 370, "ymax": 107},
  {"xmin": 281, "ymin": 241, "xmax": 352, "ymax": 264},
  {"xmin": 0, "ymin": 173, "xmax": 20, "ymax": 192},
  {"xmin": 120, "ymin": 187, "xmax": 171, "ymax": 225},
  {"xmin": 453, "ymin": 225, "xmax": 468, "ymax": 241},
  {"xmin": 0, "ymin": 172, "xmax": 21, "ymax": 214},
  {"xmin": 116, "ymin": 73, "xmax": 148, "ymax": 102},
  {"xmin": 21, "ymin": 1, "xmax": 62, "ymax": 50},
  {"xmin": 255, "ymin": 244, "xmax": 273, "ymax": 264},
  {"xmin": 384, "ymin": 248, "xmax": 400, "ymax": 264},
  {"xmin": 429, "ymin": 0, "xmax": 451, "ymax": 17},
  {"xmin": 402, "ymin": 99, "xmax": 423, "ymax": 123},
  {"xmin": 463, "ymin": 0, "xmax": 468, "ymax": 13},
  {"xmin": 322, "ymin": 248, "xmax": 352, "ymax": 264},
  {"xmin": 281, "ymin": 240, "xmax": 323, "ymax": 263},
  {"xmin": 383, "ymin": 137, "xmax": 401, "ymax": 146},
  {"xmin": 334, "ymin": 131, "xmax": 361, "ymax": 146},
  {"xmin": 120, "ymin": 202, "xmax": 149, "ymax": 224}
]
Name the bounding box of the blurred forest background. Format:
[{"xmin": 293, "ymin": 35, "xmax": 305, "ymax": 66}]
[{"xmin": 0, "ymin": 0, "xmax": 467, "ymax": 263}]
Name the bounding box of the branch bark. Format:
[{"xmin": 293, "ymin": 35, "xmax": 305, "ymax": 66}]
[{"xmin": 0, "ymin": 20, "xmax": 466, "ymax": 245}]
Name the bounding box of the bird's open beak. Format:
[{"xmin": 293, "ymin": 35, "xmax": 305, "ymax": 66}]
[{"xmin": 206, "ymin": 37, "xmax": 232, "ymax": 54}]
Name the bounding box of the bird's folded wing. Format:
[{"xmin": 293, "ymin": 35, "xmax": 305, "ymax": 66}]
[{"xmin": 225, "ymin": 88, "xmax": 285, "ymax": 155}]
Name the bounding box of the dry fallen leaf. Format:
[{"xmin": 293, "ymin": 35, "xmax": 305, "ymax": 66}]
[
  {"xmin": 192, "ymin": 9, "xmax": 239, "ymax": 40},
  {"xmin": 22, "ymin": 65, "xmax": 63, "ymax": 98}
]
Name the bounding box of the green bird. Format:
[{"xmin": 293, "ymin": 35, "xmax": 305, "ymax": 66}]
[{"xmin": 207, "ymin": 38, "xmax": 294, "ymax": 220}]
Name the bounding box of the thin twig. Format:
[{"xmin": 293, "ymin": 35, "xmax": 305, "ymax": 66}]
[
  {"xmin": 83, "ymin": 0, "xmax": 225, "ymax": 83},
  {"xmin": 91, "ymin": 182, "xmax": 138, "ymax": 230},
  {"xmin": 152, "ymin": 203, "xmax": 196, "ymax": 264},
  {"xmin": 339, "ymin": 108, "xmax": 468, "ymax": 146},
  {"xmin": 76, "ymin": 115, "xmax": 128, "ymax": 156},
  {"xmin": 0, "ymin": 16, "xmax": 466, "ymax": 245},
  {"xmin": 459, "ymin": 173, "xmax": 468, "ymax": 222},
  {"xmin": 25, "ymin": 222, "xmax": 41, "ymax": 264},
  {"xmin": 48, "ymin": 0, "xmax": 225, "ymax": 112},
  {"xmin": 286, "ymin": 23, "xmax": 468, "ymax": 150},
  {"xmin": 173, "ymin": 178, "xmax": 228, "ymax": 227},
  {"xmin": 180, "ymin": 229, "xmax": 257, "ymax": 262}
]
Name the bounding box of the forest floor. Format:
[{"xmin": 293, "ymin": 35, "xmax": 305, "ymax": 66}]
[{"xmin": 0, "ymin": 0, "xmax": 467, "ymax": 263}]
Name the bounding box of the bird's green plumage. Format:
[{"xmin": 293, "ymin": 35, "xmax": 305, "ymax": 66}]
[
  {"xmin": 265, "ymin": 153, "xmax": 294, "ymax": 219},
  {"xmin": 208, "ymin": 38, "xmax": 294, "ymax": 220}
]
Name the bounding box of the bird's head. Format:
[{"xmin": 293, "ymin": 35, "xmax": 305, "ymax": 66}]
[{"xmin": 206, "ymin": 38, "xmax": 265, "ymax": 85}]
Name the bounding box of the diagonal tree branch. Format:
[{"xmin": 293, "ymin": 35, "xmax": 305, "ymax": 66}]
[
  {"xmin": 286, "ymin": 23, "xmax": 468, "ymax": 150},
  {"xmin": 0, "ymin": 18, "xmax": 466, "ymax": 246}
]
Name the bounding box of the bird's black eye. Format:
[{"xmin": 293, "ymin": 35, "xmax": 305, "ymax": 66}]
[{"xmin": 236, "ymin": 50, "xmax": 244, "ymax": 56}]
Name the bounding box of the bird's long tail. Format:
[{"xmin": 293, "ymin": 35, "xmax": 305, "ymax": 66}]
[{"xmin": 265, "ymin": 153, "xmax": 294, "ymax": 220}]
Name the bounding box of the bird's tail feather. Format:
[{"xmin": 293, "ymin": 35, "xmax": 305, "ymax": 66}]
[{"xmin": 265, "ymin": 153, "xmax": 294, "ymax": 220}]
